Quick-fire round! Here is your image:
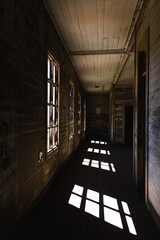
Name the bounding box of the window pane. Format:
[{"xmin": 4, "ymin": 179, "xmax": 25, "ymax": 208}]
[
  {"xmin": 70, "ymin": 111, "xmax": 73, "ymax": 124},
  {"xmin": 47, "ymin": 106, "xmax": 50, "ymax": 127},
  {"xmin": 54, "ymin": 127, "xmax": 58, "ymax": 146},
  {"xmin": 70, "ymin": 86, "xmax": 73, "ymax": 97},
  {"xmin": 47, "ymin": 59, "xmax": 50, "ymax": 79},
  {"xmin": 70, "ymin": 125, "xmax": 73, "ymax": 137},
  {"xmin": 50, "ymin": 84, "xmax": 53, "ymax": 104},
  {"xmin": 55, "ymin": 67, "xmax": 58, "ymax": 85},
  {"xmin": 53, "ymin": 86, "xmax": 56, "ymax": 105},
  {"xmin": 53, "ymin": 86, "xmax": 58, "ymax": 105},
  {"xmin": 49, "ymin": 128, "xmax": 53, "ymax": 149},
  {"xmin": 78, "ymin": 112, "xmax": 81, "ymax": 122},
  {"xmin": 47, "ymin": 129, "xmax": 49, "ymax": 151},
  {"xmin": 49, "ymin": 106, "xmax": 53, "ymax": 127},
  {"xmin": 53, "ymin": 65, "xmax": 55, "ymax": 83},
  {"xmin": 70, "ymin": 98, "xmax": 73, "ymax": 111},
  {"xmin": 78, "ymin": 124, "xmax": 81, "ymax": 133},
  {"xmin": 50, "ymin": 60, "xmax": 53, "ymax": 81},
  {"xmin": 47, "ymin": 82, "xmax": 50, "ymax": 103}
]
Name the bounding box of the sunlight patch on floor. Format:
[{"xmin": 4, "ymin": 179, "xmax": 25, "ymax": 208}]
[
  {"xmin": 68, "ymin": 184, "xmax": 137, "ymax": 235},
  {"xmin": 104, "ymin": 207, "xmax": 123, "ymax": 229}
]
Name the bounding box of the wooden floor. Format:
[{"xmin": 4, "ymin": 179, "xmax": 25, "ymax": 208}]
[{"xmin": 7, "ymin": 138, "xmax": 160, "ymax": 240}]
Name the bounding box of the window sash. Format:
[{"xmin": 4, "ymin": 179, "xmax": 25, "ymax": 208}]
[
  {"xmin": 69, "ymin": 83, "xmax": 74, "ymax": 138},
  {"xmin": 78, "ymin": 93, "xmax": 81, "ymax": 134},
  {"xmin": 47, "ymin": 54, "xmax": 59, "ymax": 152}
]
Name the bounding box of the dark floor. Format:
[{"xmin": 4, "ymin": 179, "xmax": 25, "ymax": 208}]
[{"xmin": 7, "ymin": 138, "xmax": 160, "ymax": 240}]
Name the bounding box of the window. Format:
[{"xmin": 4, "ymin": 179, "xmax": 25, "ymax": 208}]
[
  {"xmin": 78, "ymin": 93, "xmax": 81, "ymax": 134},
  {"xmin": 47, "ymin": 53, "xmax": 59, "ymax": 152},
  {"xmin": 84, "ymin": 100, "xmax": 86, "ymax": 131},
  {"xmin": 69, "ymin": 81, "xmax": 74, "ymax": 139}
]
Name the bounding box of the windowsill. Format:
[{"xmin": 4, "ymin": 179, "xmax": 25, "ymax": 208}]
[{"xmin": 47, "ymin": 146, "xmax": 59, "ymax": 160}]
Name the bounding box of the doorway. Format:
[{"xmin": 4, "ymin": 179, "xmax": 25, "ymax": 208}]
[{"xmin": 125, "ymin": 105, "xmax": 133, "ymax": 147}]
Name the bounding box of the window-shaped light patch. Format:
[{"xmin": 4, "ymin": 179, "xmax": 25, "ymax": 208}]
[
  {"xmin": 91, "ymin": 140, "xmax": 95, "ymax": 143},
  {"xmin": 103, "ymin": 195, "xmax": 119, "ymax": 210},
  {"xmin": 68, "ymin": 184, "xmax": 84, "ymax": 209},
  {"xmin": 72, "ymin": 184, "xmax": 84, "ymax": 196},
  {"xmin": 94, "ymin": 149, "xmax": 99, "ymax": 153},
  {"xmin": 100, "ymin": 149, "xmax": 106, "ymax": 154},
  {"xmin": 86, "ymin": 189, "xmax": 99, "ymax": 202},
  {"xmin": 95, "ymin": 141, "xmax": 100, "ymax": 144},
  {"xmin": 104, "ymin": 207, "xmax": 123, "ymax": 229},
  {"xmin": 88, "ymin": 148, "xmax": 93, "ymax": 152},
  {"xmin": 68, "ymin": 194, "xmax": 82, "ymax": 208},
  {"xmin": 107, "ymin": 151, "xmax": 111, "ymax": 155},
  {"xmin": 91, "ymin": 160, "xmax": 99, "ymax": 168},
  {"xmin": 121, "ymin": 201, "xmax": 130, "ymax": 215},
  {"xmin": 101, "ymin": 162, "xmax": 110, "ymax": 171},
  {"xmin": 110, "ymin": 163, "xmax": 116, "ymax": 172},
  {"xmin": 125, "ymin": 216, "xmax": 137, "ymax": 235},
  {"xmin": 105, "ymin": 142, "xmax": 107, "ymax": 145},
  {"xmin": 85, "ymin": 199, "xmax": 99, "ymax": 218},
  {"xmin": 82, "ymin": 158, "xmax": 90, "ymax": 166}
]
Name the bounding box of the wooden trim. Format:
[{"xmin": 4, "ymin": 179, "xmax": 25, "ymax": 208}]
[
  {"xmin": 145, "ymin": 27, "xmax": 150, "ymax": 204},
  {"xmin": 69, "ymin": 49, "xmax": 126, "ymax": 56}
]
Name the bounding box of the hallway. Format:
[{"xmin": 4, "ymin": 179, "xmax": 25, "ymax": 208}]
[{"xmin": 8, "ymin": 139, "xmax": 159, "ymax": 240}]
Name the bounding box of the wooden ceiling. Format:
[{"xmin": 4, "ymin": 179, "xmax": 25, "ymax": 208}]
[{"xmin": 43, "ymin": 0, "xmax": 141, "ymax": 92}]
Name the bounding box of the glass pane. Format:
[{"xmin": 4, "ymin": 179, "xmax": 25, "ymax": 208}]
[
  {"xmin": 49, "ymin": 106, "xmax": 53, "ymax": 127},
  {"xmin": 54, "ymin": 127, "xmax": 58, "ymax": 146},
  {"xmin": 70, "ymin": 85, "xmax": 73, "ymax": 97},
  {"xmin": 53, "ymin": 107, "xmax": 58, "ymax": 126},
  {"xmin": 47, "ymin": 82, "xmax": 50, "ymax": 103},
  {"xmin": 53, "ymin": 65, "xmax": 56, "ymax": 83},
  {"xmin": 70, "ymin": 98, "xmax": 73, "ymax": 111},
  {"xmin": 55, "ymin": 66, "xmax": 58, "ymax": 85},
  {"xmin": 70, "ymin": 111, "xmax": 73, "ymax": 124},
  {"xmin": 47, "ymin": 59, "xmax": 50, "ymax": 79},
  {"xmin": 78, "ymin": 112, "xmax": 81, "ymax": 122},
  {"xmin": 78, "ymin": 124, "xmax": 81, "ymax": 134},
  {"xmin": 50, "ymin": 85, "xmax": 53, "ymax": 104},
  {"xmin": 47, "ymin": 129, "xmax": 49, "ymax": 151},
  {"xmin": 47, "ymin": 106, "xmax": 50, "ymax": 127},
  {"xmin": 50, "ymin": 60, "xmax": 53, "ymax": 81},
  {"xmin": 53, "ymin": 86, "xmax": 56, "ymax": 105},
  {"xmin": 49, "ymin": 128, "xmax": 53, "ymax": 149},
  {"xmin": 78, "ymin": 95, "xmax": 81, "ymax": 104},
  {"xmin": 70, "ymin": 124, "xmax": 73, "ymax": 137}
]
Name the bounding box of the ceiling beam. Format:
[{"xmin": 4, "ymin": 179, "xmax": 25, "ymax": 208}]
[{"xmin": 69, "ymin": 49, "xmax": 126, "ymax": 56}]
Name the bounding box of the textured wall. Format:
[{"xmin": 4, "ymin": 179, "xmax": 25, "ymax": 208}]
[
  {"xmin": 135, "ymin": 0, "xmax": 160, "ymax": 224},
  {"xmin": 0, "ymin": 0, "xmax": 86, "ymax": 238}
]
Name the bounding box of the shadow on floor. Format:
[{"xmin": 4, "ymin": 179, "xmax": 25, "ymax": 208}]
[{"xmin": 6, "ymin": 138, "xmax": 160, "ymax": 240}]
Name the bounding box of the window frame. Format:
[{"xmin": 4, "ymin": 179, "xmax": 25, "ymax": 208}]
[
  {"xmin": 69, "ymin": 81, "xmax": 74, "ymax": 140},
  {"xmin": 46, "ymin": 52, "xmax": 60, "ymax": 155},
  {"xmin": 78, "ymin": 93, "xmax": 81, "ymax": 134}
]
